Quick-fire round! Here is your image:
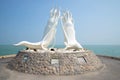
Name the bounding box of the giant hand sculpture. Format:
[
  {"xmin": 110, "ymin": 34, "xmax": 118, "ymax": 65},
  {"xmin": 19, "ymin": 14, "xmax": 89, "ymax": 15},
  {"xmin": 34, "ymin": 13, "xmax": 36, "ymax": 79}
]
[
  {"xmin": 61, "ymin": 11, "xmax": 83, "ymax": 50},
  {"xmin": 14, "ymin": 8, "xmax": 60, "ymax": 50}
]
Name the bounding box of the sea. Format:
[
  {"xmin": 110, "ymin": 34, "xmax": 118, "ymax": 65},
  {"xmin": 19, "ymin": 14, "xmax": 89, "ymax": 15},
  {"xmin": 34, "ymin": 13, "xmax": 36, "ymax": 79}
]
[{"xmin": 0, "ymin": 45, "xmax": 120, "ymax": 57}]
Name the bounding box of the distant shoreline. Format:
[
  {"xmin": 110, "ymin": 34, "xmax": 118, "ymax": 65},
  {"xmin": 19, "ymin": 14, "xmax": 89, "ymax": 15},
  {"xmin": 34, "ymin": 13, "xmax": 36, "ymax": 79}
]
[
  {"xmin": 0, "ymin": 45, "xmax": 120, "ymax": 57},
  {"xmin": 97, "ymin": 55, "xmax": 120, "ymax": 60},
  {"xmin": 0, "ymin": 54, "xmax": 16, "ymax": 59}
]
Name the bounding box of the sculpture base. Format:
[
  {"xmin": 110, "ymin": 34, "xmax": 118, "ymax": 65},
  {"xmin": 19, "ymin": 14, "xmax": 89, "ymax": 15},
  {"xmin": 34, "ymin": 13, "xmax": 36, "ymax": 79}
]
[{"xmin": 8, "ymin": 49, "xmax": 104, "ymax": 75}]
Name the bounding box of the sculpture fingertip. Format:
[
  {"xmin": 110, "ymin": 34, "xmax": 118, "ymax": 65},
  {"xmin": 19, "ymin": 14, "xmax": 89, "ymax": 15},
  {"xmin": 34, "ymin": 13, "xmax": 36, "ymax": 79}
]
[
  {"xmin": 50, "ymin": 8, "xmax": 54, "ymax": 12},
  {"xmin": 13, "ymin": 44, "xmax": 18, "ymax": 46}
]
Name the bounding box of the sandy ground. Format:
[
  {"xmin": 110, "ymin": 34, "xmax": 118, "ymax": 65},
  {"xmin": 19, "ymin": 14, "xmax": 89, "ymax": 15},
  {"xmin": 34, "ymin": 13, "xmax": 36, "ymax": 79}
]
[{"xmin": 0, "ymin": 56, "xmax": 120, "ymax": 80}]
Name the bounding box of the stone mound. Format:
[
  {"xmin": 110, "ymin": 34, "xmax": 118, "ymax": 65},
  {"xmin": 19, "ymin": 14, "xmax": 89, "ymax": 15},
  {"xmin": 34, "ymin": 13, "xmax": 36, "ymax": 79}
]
[{"xmin": 8, "ymin": 49, "xmax": 104, "ymax": 75}]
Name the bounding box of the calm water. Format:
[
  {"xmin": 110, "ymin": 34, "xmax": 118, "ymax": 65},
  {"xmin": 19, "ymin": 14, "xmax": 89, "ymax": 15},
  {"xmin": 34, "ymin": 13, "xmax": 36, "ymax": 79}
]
[{"xmin": 0, "ymin": 45, "xmax": 120, "ymax": 57}]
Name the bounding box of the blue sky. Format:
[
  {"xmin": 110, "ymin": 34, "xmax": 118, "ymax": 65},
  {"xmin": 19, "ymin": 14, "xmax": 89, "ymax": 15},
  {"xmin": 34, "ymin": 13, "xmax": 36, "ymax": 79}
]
[{"xmin": 0, "ymin": 0, "xmax": 120, "ymax": 45}]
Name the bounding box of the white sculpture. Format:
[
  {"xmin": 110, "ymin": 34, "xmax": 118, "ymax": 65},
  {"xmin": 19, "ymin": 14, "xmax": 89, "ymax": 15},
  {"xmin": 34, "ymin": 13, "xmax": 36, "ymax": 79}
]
[
  {"xmin": 14, "ymin": 8, "xmax": 60, "ymax": 50},
  {"xmin": 14, "ymin": 8, "xmax": 83, "ymax": 51},
  {"xmin": 61, "ymin": 11, "xmax": 83, "ymax": 50}
]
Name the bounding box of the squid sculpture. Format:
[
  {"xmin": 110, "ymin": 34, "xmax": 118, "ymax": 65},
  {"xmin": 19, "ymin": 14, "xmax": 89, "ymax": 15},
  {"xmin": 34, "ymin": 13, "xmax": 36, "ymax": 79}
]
[
  {"xmin": 14, "ymin": 8, "xmax": 60, "ymax": 50},
  {"xmin": 14, "ymin": 8, "xmax": 83, "ymax": 50},
  {"xmin": 61, "ymin": 11, "xmax": 83, "ymax": 50}
]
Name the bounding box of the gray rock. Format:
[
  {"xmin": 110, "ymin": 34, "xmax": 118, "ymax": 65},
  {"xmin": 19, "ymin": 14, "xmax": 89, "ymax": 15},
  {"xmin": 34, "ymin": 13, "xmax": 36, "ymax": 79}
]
[{"xmin": 7, "ymin": 49, "xmax": 104, "ymax": 75}]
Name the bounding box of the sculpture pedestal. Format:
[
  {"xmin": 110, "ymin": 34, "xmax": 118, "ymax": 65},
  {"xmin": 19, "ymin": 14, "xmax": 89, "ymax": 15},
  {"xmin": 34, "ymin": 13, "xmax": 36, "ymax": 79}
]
[{"xmin": 8, "ymin": 49, "xmax": 104, "ymax": 75}]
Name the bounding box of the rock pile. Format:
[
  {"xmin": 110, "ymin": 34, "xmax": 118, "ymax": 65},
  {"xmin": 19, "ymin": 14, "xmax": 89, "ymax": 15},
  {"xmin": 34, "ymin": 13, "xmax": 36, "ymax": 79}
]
[{"xmin": 8, "ymin": 49, "xmax": 104, "ymax": 75}]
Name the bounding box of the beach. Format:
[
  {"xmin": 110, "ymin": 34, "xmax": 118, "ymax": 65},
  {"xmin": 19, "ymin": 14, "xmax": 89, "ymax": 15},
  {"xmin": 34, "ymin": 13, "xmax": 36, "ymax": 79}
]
[
  {"xmin": 0, "ymin": 55, "xmax": 120, "ymax": 80},
  {"xmin": 0, "ymin": 54, "xmax": 16, "ymax": 59}
]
